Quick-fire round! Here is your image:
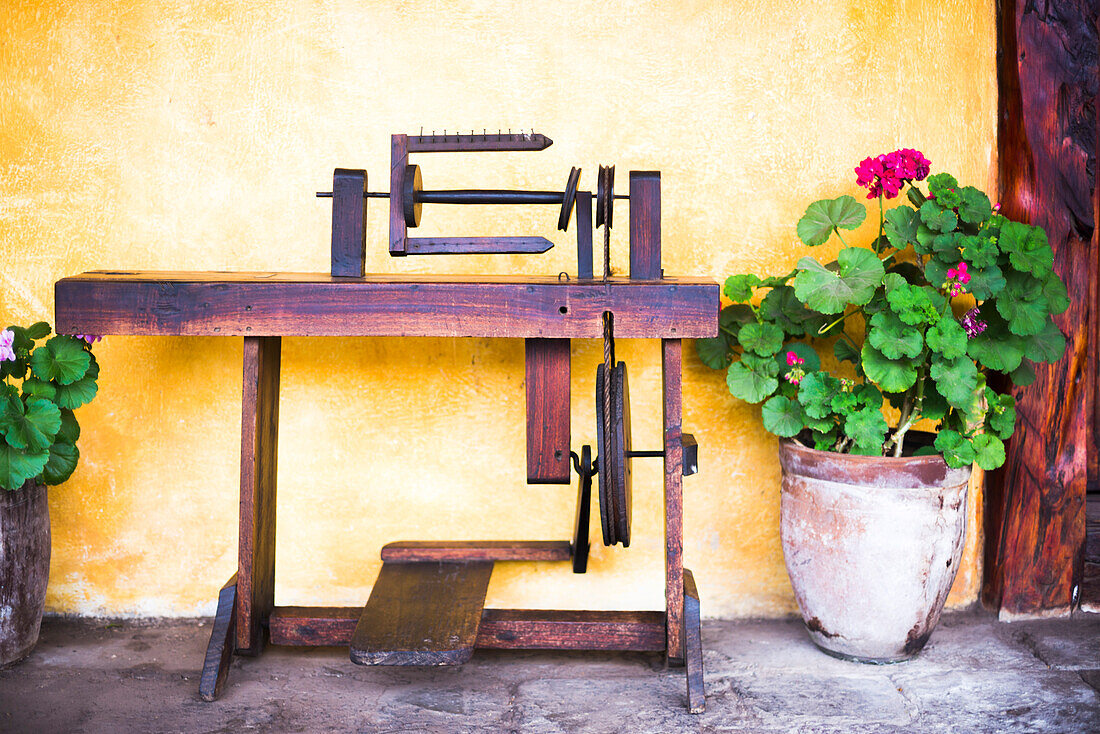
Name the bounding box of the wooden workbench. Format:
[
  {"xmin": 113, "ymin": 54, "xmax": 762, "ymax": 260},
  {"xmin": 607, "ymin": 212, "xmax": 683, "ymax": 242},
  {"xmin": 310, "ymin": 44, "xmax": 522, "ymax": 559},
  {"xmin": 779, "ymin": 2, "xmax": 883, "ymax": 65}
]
[{"xmin": 54, "ymin": 270, "xmax": 718, "ymax": 711}]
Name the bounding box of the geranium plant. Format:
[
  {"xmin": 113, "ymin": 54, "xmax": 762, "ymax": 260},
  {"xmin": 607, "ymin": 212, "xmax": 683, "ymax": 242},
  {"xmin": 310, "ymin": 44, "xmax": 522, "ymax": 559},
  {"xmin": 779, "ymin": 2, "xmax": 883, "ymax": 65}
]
[
  {"xmin": 0, "ymin": 323, "xmax": 100, "ymax": 490},
  {"xmin": 698, "ymin": 150, "xmax": 1068, "ymax": 470}
]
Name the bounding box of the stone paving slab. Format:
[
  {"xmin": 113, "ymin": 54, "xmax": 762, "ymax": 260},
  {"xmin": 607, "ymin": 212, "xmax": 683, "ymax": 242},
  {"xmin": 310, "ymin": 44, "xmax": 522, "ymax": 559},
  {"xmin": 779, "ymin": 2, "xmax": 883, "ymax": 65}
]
[{"xmin": 0, "ymin": 611, "xmax": 1097, "ymax": 733}]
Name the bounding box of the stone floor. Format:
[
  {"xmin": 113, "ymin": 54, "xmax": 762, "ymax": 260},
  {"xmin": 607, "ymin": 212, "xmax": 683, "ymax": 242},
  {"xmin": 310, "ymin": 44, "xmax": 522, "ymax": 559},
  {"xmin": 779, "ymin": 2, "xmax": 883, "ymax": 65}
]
[{"xmin": 1, "ymin": 610, "xmax": 1097, "ymax": 733}]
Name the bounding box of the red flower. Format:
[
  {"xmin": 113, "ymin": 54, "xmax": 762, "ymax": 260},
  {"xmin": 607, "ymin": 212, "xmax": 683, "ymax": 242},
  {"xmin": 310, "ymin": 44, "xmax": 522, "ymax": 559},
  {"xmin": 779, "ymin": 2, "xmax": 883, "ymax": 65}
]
[{"xmin": 855, "ymin": 148, "xmax": 931, "ymax": 200}]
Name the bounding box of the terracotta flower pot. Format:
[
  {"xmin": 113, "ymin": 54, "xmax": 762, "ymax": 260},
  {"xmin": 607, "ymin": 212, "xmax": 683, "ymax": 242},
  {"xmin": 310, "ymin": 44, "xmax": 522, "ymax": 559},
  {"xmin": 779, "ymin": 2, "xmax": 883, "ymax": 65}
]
[
  {"xmin": 778, "ymin": 438, "xmax": 969, "ymax": 663},
  {"xmin": 0, "ymin": 481, "xmax": 51, "ymax": 667}
]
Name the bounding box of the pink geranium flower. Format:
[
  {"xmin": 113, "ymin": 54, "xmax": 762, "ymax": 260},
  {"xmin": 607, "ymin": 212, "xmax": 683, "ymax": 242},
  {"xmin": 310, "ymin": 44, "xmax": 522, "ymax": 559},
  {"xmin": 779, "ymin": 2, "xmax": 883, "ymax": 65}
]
[
  {"xmin": 855, "ymin": 148, "xmax": 931, "ymax": 200},
  {"xmin": 0, "ymin": 329, "xmax": 14, "ymax": 362},
  {"xmin": 961, "ymin": 308, "xmax": 987, "ymax": 338},
  {"xmin": 74, "ymin": 334, "xmax": 102, "ymax": 345},
  {"xmin": 944, "ymin": 261, "xmax": 971, "ymax": 296}
]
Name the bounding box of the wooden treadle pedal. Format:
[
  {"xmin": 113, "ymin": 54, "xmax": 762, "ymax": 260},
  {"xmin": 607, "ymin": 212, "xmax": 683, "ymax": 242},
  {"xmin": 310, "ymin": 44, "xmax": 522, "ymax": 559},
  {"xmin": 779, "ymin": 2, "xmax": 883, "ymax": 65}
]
[{"xmin": 349, "ymin": 560, "xmax": 493, "ymax": 666}]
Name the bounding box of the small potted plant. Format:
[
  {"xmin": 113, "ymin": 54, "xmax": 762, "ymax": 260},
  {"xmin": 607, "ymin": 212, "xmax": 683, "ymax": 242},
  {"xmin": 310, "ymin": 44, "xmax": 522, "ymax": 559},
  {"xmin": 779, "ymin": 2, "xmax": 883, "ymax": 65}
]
[
  {"xmin": 0, "ymin": 324, "xmax": 100, "ymax": 666},
  {"xmin": 699, "ymin": 149, "xmax": 1067, "ymax": 662}
]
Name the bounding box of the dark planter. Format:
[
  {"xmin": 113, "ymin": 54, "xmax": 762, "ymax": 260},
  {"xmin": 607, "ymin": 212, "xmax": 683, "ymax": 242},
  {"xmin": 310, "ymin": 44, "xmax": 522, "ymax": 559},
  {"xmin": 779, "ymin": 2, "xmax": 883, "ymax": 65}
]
[{"xmin": 0, "ymin": 481, "xmax": 51, "ymax": 667}]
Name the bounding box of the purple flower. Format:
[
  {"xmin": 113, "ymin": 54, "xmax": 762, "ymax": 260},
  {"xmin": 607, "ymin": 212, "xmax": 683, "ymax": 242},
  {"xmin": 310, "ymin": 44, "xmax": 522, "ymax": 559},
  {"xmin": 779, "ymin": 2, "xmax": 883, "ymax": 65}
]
[
  {"xmin": 0, "ymin": 329, "xmax": 14, "ymax": 362},
  {"xmin": 74, "ymin": 334, "xmax": 102, "ymax": 345},
  {"xmin": 961, "ymin": 308, "xmax": 987, "ymax": 338}
]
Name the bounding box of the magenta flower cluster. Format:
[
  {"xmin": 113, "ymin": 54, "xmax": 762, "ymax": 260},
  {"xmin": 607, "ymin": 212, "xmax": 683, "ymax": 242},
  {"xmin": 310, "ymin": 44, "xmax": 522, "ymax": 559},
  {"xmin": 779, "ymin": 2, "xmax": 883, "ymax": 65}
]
[
  {"xmin": 0, "ymin": 329, "xmax": 13, "ymax": 362},
  {"xmin": 854, "ymin": 148, "xmax": 931, "ymax": 200},
  {"xmin": 784, "ymin": 350, "xmax": 806, "ymax": 385},
  {"xmin": 961, "ymin": 308, "xmax": 987, "ymax": 338},
  {"xmin": 945, "ymin": 261, "xmax": 971, "ymax": 297}
]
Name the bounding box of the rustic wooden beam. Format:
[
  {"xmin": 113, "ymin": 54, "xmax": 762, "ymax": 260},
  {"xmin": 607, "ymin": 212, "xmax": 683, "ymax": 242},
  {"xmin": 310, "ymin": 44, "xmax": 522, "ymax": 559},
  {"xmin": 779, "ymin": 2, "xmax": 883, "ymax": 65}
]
[
  {"xmin": 236, "ymin": 336, "xmax": 280, "ymax": 653},
  {"xmin": 985, "ymin": 0, "xmax": 1097, "ymax": 617},
  {"xmin": 268, "ymin": 606, "xmax": 667, "ymax": 651},
  {"xmin": 380, "ymin": 540, "xmax": 572, "ymax": 563},
  {"xmin": 330, "ymin": 168, "xmax": 367, "ymax": 278},
  {"xmin": 54, "ymin": 273, "xmax": 718, "ymax": 340},
  {"xmin": 682, "ymin": 569, "xmax": 705, "ymax": 714}
]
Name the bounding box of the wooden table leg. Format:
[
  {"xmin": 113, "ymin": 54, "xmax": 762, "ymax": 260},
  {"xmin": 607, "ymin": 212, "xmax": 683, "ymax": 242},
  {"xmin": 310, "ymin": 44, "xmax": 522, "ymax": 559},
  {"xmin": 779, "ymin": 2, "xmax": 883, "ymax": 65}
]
[
  {"xmin": 662, "ymin": 339, "xmax": 684, "ymax": 662},
  {"xmin": 683, "ymin": 569, "xmax": 705, "ymax": 714},
  {"xmin": 236, "ymin": 336, "xmax": 281, "ymax": 655},
  {"xmin": 199, "ymin": 574, "xmax": 238, "ymax": 701}
]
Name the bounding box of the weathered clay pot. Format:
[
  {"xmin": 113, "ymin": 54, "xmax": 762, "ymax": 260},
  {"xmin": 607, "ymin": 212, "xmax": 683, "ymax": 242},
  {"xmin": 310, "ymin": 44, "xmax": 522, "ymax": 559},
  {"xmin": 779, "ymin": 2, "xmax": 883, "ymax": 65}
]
[
  {"xmin": 779, "ymin": 438, "xmax": 969, "ymax": 663},
  {"xmin": 0, "ymin": 481, "xmax": 51, "ymax": 667}
]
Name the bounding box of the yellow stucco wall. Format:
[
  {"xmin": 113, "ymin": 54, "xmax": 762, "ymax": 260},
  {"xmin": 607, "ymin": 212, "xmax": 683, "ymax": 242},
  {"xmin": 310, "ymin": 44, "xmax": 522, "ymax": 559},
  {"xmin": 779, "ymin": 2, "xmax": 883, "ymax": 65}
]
[{"xmin": 1, "ymin": 1, "xmax": 996, "ymax": 618}]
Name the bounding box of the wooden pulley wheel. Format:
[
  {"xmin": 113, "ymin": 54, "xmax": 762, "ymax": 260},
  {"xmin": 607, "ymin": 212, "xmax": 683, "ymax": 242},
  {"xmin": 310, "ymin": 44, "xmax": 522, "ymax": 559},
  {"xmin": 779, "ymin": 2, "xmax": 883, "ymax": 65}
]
[
  {"xmin": 557, "ymin": 167, "xmax": 582, "ymax": 231},
  {"xmin": 403, "ymin": 164, "xmax": 423, "ymax": 227},
  {"xmin": 595, "ymin": 361, "xmax": 633, "ymax": 547},
  {"xmin": 596, "ymin": 165, "xmax": 615, "ymax": 229}
]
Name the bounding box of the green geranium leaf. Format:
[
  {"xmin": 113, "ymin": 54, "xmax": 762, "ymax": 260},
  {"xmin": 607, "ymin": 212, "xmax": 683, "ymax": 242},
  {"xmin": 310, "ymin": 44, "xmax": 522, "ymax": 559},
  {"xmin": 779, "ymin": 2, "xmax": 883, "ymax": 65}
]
[
  {"xmin": 962, "ymin": 234, "xmax": 999, "ymax": 269},
  {"xmin": 861, "ymin": 343, "xmax": 919, "ymax": 392},
  {"xmin": 1041, "ymin": 273, "xmax": 1070, "ymax": 315},
  {"xmin": 868, "ymin": 310, "xmax": 924, "ymax": 359},
  {"xmin": 957, "ymin": 187, "xmax": 992, "ymax": 224},
  {"xmin": 843, "ymin": 407, "xmax": 887, "ymax": 452},
  {"xmin": 762, "ymin": 395, "xmax": 805, "ymax": 438},
  {"xmin": 24, "ymin": 322, "xmax": 51, "ymax": 340},
  {"xmin": 927, "ymin": 173, "xmax": 960, "ymax": 203},
  {"xmin": 57, "ymin": 409, "xmax": 80, "ymax": 445},
  {"xmin": 972, "ymin": 433, "xmax": 1006, "ymax": 471},
  {"xmin": 1022, "ymin": 319, "xmax": 1066, "ymax": 363},
  {"xmin": 925, "ymin": 316, "xmax": 968, "ymax": 360},
  {"xmin": 696, "ymin": 337, "xmax": 732, "ymax": 370},
  {"xmin": 1009, "ymin": 360, "xmax": 1037, "ymax": 386},
  {"xmin": 29, "ymin": 335, "xmax": 90, "ymax": 385},
  {"xmin": 924, "ymin": 259, "xmax": 948, "ymax": 291},
  {"xmin": 996, "ymin": 291, "xmax": 1049, "ymax": 337},
  {"xmin": 726, "ymin": 354, "xmax": 779, "ymax": 404},
  {"xmin": 0, "ymin": 397, "xmax": 62, "ymax": 452},
  {"xmin": 759, "ymin": 270, "xmax": 797, "ymax": 288},
  {"xmin": 797, "ymin": 372, "xmax": 840, "ymax": 419},
  {"xmin": 21, "ymin": 378, "xmax": 57, "ymax": 402},
  {"xmin": 738, "ymin": 322, "xmax": 785, "ymax": 356},
  {"xmin": 931, "ymin": 231, "xmax": 963, "ymax": 257},
  {"xmin": 792, "ymin": 248, "xmax": 884, "ymax": 314},
  {"xmin": 930, "ymin": 356, "xmax": 979, "ymax": 409},
  {"xmin": 935, "ymin": 429, "xmax": 975, "ymax": 468},
  {"xmin": 985, "ymin": 389, "xmax": 1016, "ymax": 440},
  {"xmin": 777, "ymin": 342, "xmax": 821, "ymax": 377},
  {"xmin": 920, "ymin": 381, "xmax": 949, "ymax": 422},
  {"xmin": 914, "ymin": 224, "xmax": 937, "ymax": 255},
  {"xmin": 724, "ymin": 274, "xmax": 762, "ymax": 303},
  {"xmin": 967, "ymin": 314, "xmax": 1025, "ymax": 373},
  {"xmin": 884, "ymin": 207, "xmax": 921, "ymax": 250},
  {"xmin": 796, "ymin": 195, "xmax": 867, "ymax": 246},
  {"xmin": 812, "ymin": 426, "xmax": 839, "ymax": 451},
  {"xmin": 53, "ymin": 357, "xmax": 99, "ymax": 410},
  {"xmin": 0, "ymin": 441, "xmax": 50, "ymax": 491},
  {"xmin": 42, "ymin": 440, "xmax": 79, "ymax": 486},
  {"xmin": 759, "ymin": 286, "xmax": 820, "ymax": 335},
  {"xmin": 967, "ymin": 263, "xmax": 1006, "ymax": 301},
  {"xmin": 884, "ymin": 274, "xmax": 941, "ymax": 326},
  {"xmin": 834, "ymin": 339, "xmax": 860, "ymax": 366},
  {"xmin": 1000, "ymin": 222, "xmax": 1053, "ymax": 278},
  {"xmin": 920, "ymin": 200, "xmax": 958, "ymax": 233},
  {"xmin": 719, "ymin": 304, "xmax": 756, "ymax": 334}
]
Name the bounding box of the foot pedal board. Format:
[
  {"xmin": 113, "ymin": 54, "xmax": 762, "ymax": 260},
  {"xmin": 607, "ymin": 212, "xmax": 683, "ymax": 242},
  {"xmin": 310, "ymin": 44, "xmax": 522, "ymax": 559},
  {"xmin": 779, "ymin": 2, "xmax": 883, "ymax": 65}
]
[{"xmin": 349, "ymin": 560, "xmax": 493, "ymax": 666}]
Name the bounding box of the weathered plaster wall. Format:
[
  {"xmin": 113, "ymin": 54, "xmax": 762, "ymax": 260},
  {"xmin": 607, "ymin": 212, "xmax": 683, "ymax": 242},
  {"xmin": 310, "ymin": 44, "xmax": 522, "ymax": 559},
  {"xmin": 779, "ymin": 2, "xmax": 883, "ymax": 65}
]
[{"xmin": 0, "ymin": 1, "xmax": 996, "ymax": 617}]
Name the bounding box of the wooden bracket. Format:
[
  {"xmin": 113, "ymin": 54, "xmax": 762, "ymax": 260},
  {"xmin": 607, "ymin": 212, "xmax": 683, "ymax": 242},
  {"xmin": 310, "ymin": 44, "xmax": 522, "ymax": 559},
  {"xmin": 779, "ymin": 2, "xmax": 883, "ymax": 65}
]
[{"xmin": 629, "ymin": 172, "xmax": 661, "ymax": 280}]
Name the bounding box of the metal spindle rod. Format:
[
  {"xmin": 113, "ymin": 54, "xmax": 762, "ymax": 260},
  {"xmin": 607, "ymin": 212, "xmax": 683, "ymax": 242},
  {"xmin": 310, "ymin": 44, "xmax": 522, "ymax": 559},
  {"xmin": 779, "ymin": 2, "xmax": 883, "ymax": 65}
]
[{"xmin": 317, "ymin": 189, "xmax": 629, "ymax": 203}]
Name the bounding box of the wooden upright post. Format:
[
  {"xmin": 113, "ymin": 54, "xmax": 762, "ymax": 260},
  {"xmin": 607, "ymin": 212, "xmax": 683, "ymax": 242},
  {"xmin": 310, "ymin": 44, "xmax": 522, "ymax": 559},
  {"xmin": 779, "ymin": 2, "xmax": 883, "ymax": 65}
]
[
  {"xmin": 525, "ymin": 338, "xmax": 572, "ymax": 484},
  {"xmin": 629, "ymin": 172, "xmax": 662, "ymax": 280},
  {"xmin": 985, "ymin": 0, "xmax": 1097, "ymax": 617},
  {"xmin": 663, "ymin": 338, "xmax": 685, "ymax": 660},
  {"xmin": 236, "ymin": 336, "xmax": 281, "ymax": 653}
]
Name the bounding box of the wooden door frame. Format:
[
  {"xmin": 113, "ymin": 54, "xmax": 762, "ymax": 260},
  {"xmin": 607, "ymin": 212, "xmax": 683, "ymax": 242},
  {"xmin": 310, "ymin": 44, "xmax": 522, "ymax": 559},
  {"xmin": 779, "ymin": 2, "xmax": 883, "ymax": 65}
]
[{"xmin": 984, "ymin": 0, "xmax": 1098, "ymax": 618}]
